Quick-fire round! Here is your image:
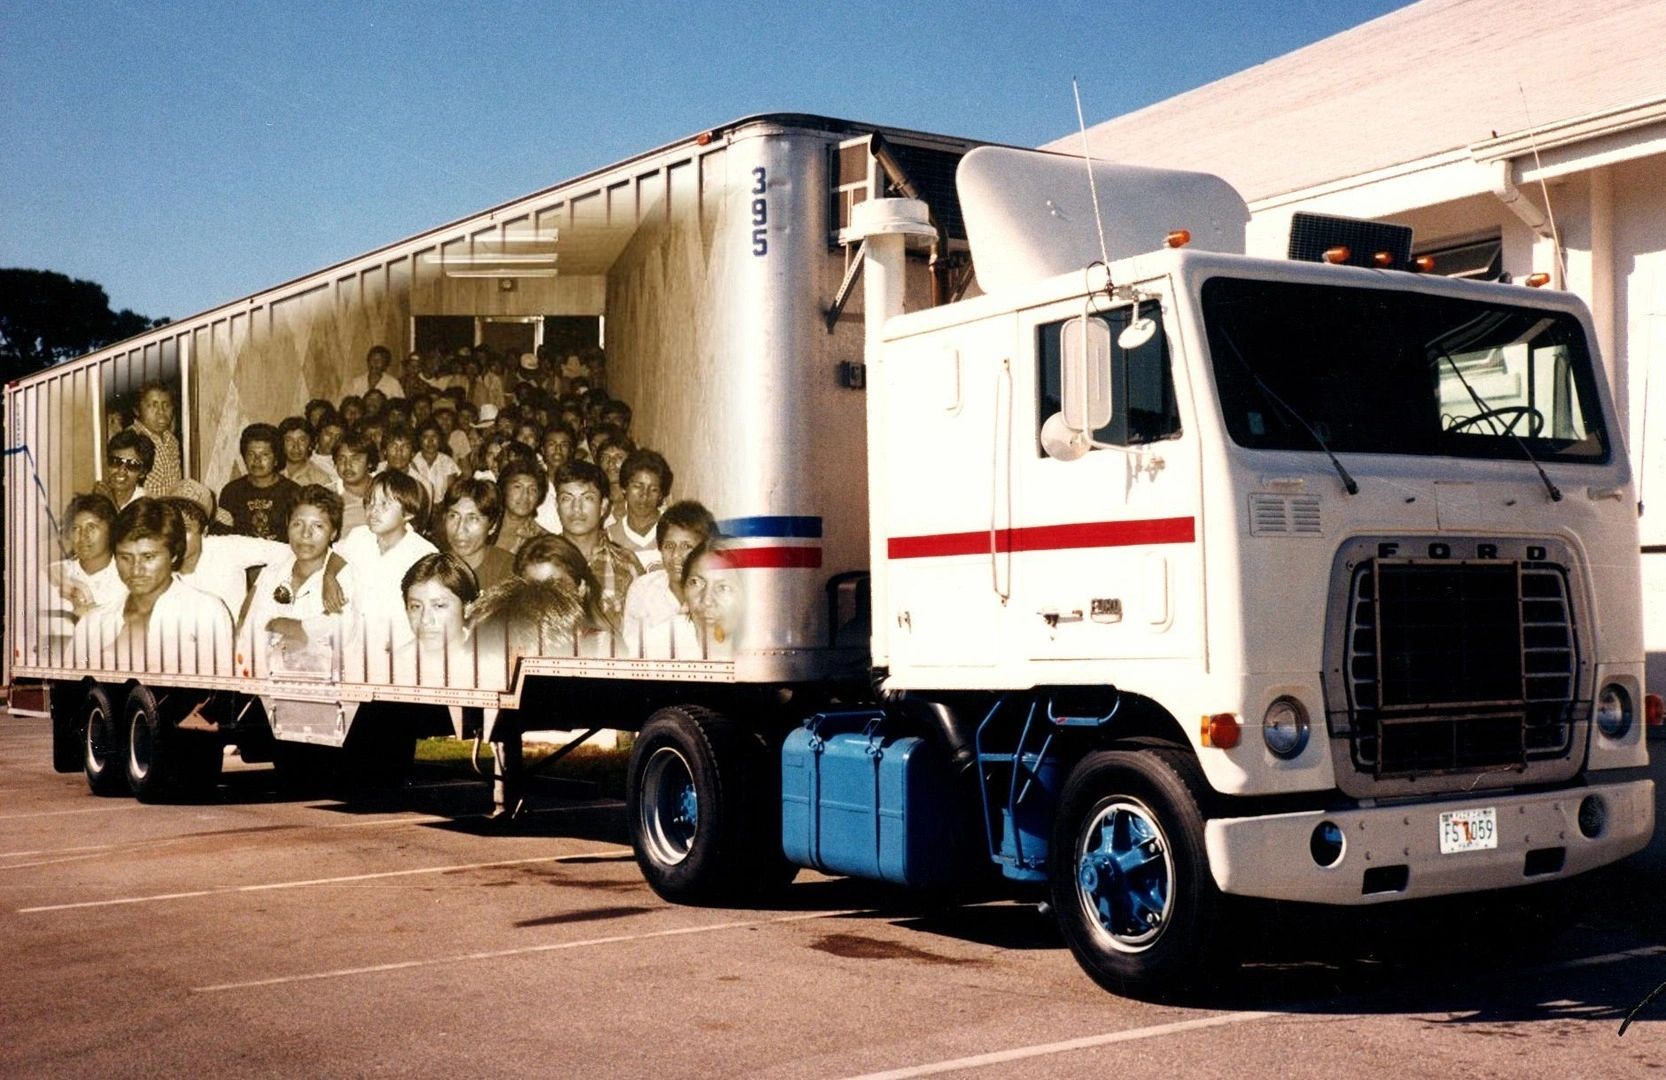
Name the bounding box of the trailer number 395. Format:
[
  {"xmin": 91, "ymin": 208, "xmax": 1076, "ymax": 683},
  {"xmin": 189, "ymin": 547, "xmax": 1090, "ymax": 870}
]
[{"xmin": 751, "ymin": 167, "xmax": 768, "ymax": 256}]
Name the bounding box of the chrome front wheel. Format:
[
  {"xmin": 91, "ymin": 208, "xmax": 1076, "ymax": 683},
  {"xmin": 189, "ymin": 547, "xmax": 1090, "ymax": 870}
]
[
  {"xmin": 1072, "ymin": 797, "xmax": 1176, "ymax": 953},
  {"xmin": 1049, "ymin": 749, "xmax": 1222, "ymax": 997}
]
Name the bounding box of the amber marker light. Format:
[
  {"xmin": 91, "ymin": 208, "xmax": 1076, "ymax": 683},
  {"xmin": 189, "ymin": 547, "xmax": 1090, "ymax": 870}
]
[
  {"xmin": 1322, "ymin": 245, "xmax": 1350, "ymax": 265},
  {"xmin": 1201, "ymin": 712, "xmax": 1242, "ymax": 749},
  {"xmin": 1166, "ymin": 229, "xmax": 1191, "ymax": 248},
  {"xmin": 695, "ymin": 131, "xmax": 714, "ymax": 146},
  {"xmin": 1525, "ymin": 272, "xmax": 1552, "ymax": 288},
  {"xmin": 1413, "ymin": 255, "xmax": 1437, "ymax": 272},
  {"xmin": 1372, "ymin": 251, "xmax": 1394, "ymax": 267}
]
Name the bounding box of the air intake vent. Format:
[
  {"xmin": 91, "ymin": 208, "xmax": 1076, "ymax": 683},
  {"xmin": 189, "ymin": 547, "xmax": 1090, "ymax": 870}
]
[{"xmin": 1249, "ymin": 493, "xmax": 1322, "ymax": 536}]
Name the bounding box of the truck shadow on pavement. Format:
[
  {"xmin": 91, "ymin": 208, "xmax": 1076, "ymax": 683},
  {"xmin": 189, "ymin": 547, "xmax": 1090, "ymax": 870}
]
[{"xmin": 210, "ymin": 762, "xmax": 1666, "ymax": 1030}]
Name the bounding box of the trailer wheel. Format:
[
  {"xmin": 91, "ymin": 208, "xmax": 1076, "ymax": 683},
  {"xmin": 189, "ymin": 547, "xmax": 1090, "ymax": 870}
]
[
  {"xmin": 81, "ymin": 684, "xmax": 127, "ymax": 796},
  {"xmin": 628, "ymin": 705, "xmax": 775, "ymax": 905},
  {"xmin": 124, "ymin": 684, "xmax": 215, "ymax": 802},
  {"xmin": 1049, "ymin": 749, "xmax": 1222, "ymax": 997}
]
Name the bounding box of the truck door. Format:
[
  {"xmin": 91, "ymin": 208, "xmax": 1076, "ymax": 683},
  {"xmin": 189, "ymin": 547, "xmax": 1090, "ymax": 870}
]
[
  {"xmin": 1011, "ymin": 292, "xmax": 1204, "ymax": 664},
  {"xmin": 879, "ymin": 312, "xmax": 1017, "ymax": 671}
]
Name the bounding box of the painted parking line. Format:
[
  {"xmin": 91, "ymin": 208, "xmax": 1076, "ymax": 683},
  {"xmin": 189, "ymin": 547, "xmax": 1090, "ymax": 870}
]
[
  {"xmin": 0, "ymin": 815, "xmax": 444, "ymax": 867},
  {"xmin": 0, "ymin": 843, "xmax": 114, "ymax": 859},
  {"xmin": 0, "ymin": 852, "xmax": 113, "ymax": 870},
  {"xmin": 0, "ymin": 807, "xmax": 523, "ymax": 866},
  {"xmin": 193, "ymin": 909, "xmax": 867, "ymax": 993},
  {"xmin": 0, "ymin": 804, "xmax": 141, "ymax": 821},
  {"xmin": 18, "ymin": 848, "xmax": 636, "ymax": 913},
  {"xmin": 840, "ymin": 1012, "xmax": 1280, "ymax": 1080},
  {"xmin": 0, "ymin": 802, "xmax": 626, "ymax": 879}
]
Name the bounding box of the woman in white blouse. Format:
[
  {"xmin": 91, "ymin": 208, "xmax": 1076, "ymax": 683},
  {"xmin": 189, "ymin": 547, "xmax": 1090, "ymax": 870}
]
[{"xmin": 241, "ymin": 485, "xmax": 358, "ymax": 677}]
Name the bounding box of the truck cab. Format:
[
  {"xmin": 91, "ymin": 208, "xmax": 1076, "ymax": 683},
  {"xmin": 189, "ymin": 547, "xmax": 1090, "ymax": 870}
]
[{"xmin": 848, "ymin": 146, "xmax": 1653, "ymax": 992}]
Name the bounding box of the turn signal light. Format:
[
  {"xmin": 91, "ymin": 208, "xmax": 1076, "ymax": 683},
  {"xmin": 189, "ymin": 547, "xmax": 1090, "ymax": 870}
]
[
  {"xmin": 1646, "ymin": 693, "xmax": 1664, "ymax": 727},
  {"xmin": 1322, "ymin": 245, "xmax": 1350, "ymax": 265},
  {"xmin": 1525, "ymin": 272, "xmax": 1551, "ymax": 288},
  {"xmin": 1166, "ymin": 229, "xmax": 1191, "ymax": 248},
  {"xmin": 1201, "ymin": 712, "xmax": 1241, "ymax": 749}
]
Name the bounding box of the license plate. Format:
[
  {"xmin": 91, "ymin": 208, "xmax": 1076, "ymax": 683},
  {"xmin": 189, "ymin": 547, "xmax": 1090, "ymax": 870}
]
[{"xmin": 1439, "ymin": 807, "xmax": 1498, "ymax": 854}]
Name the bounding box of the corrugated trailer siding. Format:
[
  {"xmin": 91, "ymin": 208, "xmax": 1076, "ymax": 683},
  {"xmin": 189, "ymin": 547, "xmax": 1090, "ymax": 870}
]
[{"xmin": 5, "ymin": 115, "xmax": 981, "ymax": 698}]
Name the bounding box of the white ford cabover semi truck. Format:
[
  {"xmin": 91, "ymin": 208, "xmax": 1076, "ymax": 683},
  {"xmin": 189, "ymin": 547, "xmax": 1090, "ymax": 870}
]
[{"xmin": 3, "ymin": 115, "xmax": 1653, "ymax": 994}]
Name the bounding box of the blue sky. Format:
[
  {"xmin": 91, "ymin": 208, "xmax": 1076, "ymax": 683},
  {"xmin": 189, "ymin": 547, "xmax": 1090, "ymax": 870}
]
[{"xmin": 1, "ymin": 1, "xmax": 1414, "ymax": 322}]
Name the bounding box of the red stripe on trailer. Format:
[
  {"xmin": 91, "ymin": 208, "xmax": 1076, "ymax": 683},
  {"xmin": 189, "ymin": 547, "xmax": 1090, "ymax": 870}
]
[
  {"xmin": 725, "ymin": 546, "xmax": 824, "ymax": 569},
  {"xmin": 888, "ymin": 516, "xmax": 1196, "ymax": 560}
]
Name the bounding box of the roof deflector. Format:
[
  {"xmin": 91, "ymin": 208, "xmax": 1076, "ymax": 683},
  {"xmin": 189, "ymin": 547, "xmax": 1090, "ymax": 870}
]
[{"xmin": 956, "ymin": 146, "xmax": 1249, "ymax": 294}]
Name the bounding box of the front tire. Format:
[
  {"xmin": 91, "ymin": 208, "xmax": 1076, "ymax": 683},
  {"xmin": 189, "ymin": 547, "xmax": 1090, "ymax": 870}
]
[
  {"xmin": 82, "ymin": 684, "xmax": 127, "ymax": 796},
  {"xmin": 1049, "ymin": 749, "xmax": 1223, "ymax": 997}
]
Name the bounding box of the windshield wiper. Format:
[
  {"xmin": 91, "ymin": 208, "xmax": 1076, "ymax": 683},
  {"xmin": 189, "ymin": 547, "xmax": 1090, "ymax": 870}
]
[
  {"xmin": 1433, "ymin": 345, "xmax": 1562, "ymax": 502},
  {"xmin": 1222, "ymin": 334, "xmax": 1358, "ymax": 495}
]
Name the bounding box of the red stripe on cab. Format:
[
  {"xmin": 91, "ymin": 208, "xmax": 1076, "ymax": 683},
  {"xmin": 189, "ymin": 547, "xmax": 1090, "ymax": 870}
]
[{"xmin": 888, "ymin": 516, "xmax": 1195, "ymax": 560}]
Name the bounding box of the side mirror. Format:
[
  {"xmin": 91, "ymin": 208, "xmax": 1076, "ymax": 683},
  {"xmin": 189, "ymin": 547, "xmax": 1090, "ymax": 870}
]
[
  {"xmin": 1060, "ymin": 312, "xmax": 1112, "ymax": 428},
  {"xmin": 1043, "ymin": 314, "xmax": 1112, "ymax": 461},
  {"xmin": 1040, "ymin": 412, "xmax": 1090, "ymax": 461}
]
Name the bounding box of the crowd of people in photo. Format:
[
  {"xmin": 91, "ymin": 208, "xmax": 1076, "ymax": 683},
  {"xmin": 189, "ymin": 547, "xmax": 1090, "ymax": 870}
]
[{"xmin": 45, "ymin": 342, "xmax": 748, "ymax": 684}]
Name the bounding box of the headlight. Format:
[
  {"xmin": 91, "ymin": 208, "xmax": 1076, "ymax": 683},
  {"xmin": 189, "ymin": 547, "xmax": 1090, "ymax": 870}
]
[
  {"xmin": 1262, "ymin": 696, "xmax": 1310, "ymax": 758},
  {"xmin": 1596, "ymin": 683, "xmax": 1633, "ymax": 739}
]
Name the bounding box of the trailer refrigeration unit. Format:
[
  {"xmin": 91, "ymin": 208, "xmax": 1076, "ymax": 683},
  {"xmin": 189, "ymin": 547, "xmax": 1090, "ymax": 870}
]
[{"xmin": 3, "ymin": 115, "xmax": 1654, "ymax": 994}]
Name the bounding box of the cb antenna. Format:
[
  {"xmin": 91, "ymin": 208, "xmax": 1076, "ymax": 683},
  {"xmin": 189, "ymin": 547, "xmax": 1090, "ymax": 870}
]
[
  {"xmin": 1519, "ymin": 81, "xmax": 1568, "ymax": 288},
  {"xmin": 1075, "ymin": 78, "xmax": 1157, "ymax": 350},
  {"xmin": 1073, "ymin": 77, "xmax": 1113, "ymax": 295}
]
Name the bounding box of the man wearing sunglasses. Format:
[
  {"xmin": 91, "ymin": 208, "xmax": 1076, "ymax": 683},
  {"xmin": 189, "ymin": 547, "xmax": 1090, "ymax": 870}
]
[{"xmin": 94, "ymin": 430, "xmax": 154, "ymax": 511}]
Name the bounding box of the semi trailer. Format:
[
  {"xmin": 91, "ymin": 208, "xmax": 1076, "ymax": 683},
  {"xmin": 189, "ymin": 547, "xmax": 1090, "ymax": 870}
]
[{"xmin": 4, "ymin": 114, "xmax": 1654, "ymax": 994}]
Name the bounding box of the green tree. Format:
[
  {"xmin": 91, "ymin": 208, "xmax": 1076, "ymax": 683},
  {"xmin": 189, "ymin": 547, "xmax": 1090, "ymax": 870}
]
[{"xmin": 0, "ymin": 268, "xmax": 169, "ymax": 381}]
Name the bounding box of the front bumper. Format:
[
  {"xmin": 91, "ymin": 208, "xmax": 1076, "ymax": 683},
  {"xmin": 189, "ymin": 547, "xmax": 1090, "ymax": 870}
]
[{"xmin": 1204, "ymin": 778, "xmax": 1654, "ymax": 904}]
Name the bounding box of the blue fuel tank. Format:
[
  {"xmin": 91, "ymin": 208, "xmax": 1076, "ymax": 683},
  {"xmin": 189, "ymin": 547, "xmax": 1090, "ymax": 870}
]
[{"xmin": 781, "ymin": 711, "xmax": 959, "ymax": 887}]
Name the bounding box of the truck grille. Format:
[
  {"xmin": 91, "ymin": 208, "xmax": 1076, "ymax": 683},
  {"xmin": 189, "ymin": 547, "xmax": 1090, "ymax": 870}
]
[{"xmin": 1343, "ymin": 560, "xmax": 1577, "ymax": 777}]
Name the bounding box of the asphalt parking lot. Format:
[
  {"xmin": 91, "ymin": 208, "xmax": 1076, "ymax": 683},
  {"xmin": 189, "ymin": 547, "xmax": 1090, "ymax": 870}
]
[{"xmin": 4, "ymin": 712, "xmax": 1666, "ymax": 1079}]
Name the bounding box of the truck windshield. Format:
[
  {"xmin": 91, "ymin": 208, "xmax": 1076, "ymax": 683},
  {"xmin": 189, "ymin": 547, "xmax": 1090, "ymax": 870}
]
[{"xmin": 1201, "ymin": 277, "xmax": 1609, "ymax": 464}]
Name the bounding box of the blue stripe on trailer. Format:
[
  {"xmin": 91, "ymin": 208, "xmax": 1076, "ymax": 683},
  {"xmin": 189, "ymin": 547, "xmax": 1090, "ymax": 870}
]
[{"xmin": 719, "ymin": 516, "xmax": 823, "ymax": 539}]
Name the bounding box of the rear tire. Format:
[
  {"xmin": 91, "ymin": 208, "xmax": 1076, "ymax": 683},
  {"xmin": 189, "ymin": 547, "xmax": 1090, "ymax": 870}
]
[
  {"xmin": 82, "ymin": 684, "xmax": 127, "ymax": 796},
  {"xmin": 1049, "ymin": 748, "xmax": 1223, "ymax": 998},
  {"xmin": 627, "ymin": 706, "xmax": 786, "ymax": 905}
]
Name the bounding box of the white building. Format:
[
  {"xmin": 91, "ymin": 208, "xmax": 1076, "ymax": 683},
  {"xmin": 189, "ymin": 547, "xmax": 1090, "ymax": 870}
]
[{"xmin": 1057, "ymin": 0, "xmax": 1666, "ymax": 689}]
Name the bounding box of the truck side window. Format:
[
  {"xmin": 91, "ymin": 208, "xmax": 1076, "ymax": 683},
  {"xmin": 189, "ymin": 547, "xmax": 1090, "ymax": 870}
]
[{"xmin": 1036, "ymin": 307, "xmax": 1180, "ymax": 452}]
